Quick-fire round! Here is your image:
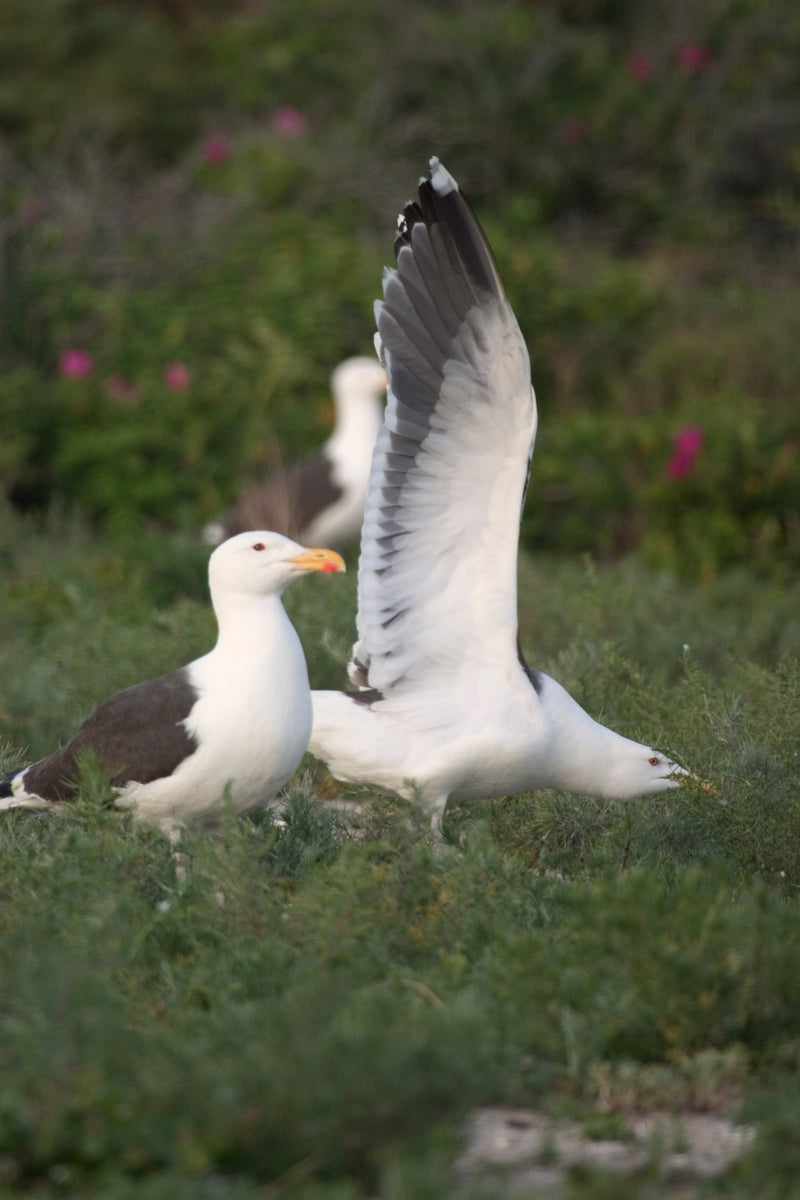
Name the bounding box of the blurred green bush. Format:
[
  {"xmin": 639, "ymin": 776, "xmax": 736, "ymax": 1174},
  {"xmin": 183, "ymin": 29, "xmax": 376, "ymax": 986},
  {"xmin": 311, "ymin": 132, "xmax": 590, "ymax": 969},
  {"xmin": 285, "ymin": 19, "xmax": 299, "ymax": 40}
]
[{"xmin": 0, "ymin": 0, "xmax": 798, "ymax": 574}]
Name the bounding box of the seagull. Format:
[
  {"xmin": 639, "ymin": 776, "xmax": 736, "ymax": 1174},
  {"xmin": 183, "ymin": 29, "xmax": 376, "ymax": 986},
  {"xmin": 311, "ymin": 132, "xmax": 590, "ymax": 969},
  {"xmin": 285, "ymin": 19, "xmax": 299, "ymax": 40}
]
[
  {"xmin": 309, "ymin": 158, "xmax": 689, "ymax": 833},
  {"xmin": 203, "ymin": 357, "xmax": 386, "ymax": 549},
  {"xmin": 1, "ymin": 532, "xmax": 345, "ymax": 829}
]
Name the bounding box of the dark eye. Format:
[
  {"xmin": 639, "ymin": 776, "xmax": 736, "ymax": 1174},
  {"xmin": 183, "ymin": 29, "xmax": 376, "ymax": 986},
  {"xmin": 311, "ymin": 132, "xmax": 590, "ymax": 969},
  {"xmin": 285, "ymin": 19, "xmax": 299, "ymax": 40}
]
[
  {"xmin": 252, "ymin": 542, "xmax": 266, "ymax": 552},
  {"xmin": 648, "ymin": 755, "xmax": 660, "ymax": 767}
]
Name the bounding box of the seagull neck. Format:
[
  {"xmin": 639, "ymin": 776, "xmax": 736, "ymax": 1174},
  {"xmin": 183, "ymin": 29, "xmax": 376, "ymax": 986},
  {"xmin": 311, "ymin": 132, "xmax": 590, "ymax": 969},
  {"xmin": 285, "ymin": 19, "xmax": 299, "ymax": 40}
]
[
  {"xmin": 211, "ymin": 590, "xmax": 289, "ymax": 661},
  {"xmin": 541, "ymin": 676, "xmax": 639, "ymax": 797},
  {"xmin": 331, "ymin": 392, "xmax": 383, "ymax": 451}
]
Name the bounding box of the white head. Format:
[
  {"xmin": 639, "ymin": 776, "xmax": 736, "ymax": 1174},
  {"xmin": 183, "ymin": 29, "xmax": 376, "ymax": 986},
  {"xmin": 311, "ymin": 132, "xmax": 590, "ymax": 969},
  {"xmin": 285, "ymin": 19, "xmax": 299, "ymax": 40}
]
[
  {"xmin": 597, "ymin": 738, "xmax": 689, "ymax": 801},
  {"xmin": 208, "ymin": 530, "xmax": 345, "ymax": 600},
  {"xmin": 541, "ymin": 675, "xmax": 689, "ymax": 801},
  {"xmin": 330, "ymin": 356, "xmax": 387, "ymax": 416}
]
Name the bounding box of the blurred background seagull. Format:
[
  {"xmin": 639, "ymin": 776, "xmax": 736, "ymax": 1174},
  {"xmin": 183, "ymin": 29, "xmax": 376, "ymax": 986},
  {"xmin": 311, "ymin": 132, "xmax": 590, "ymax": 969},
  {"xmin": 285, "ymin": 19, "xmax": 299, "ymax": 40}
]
[
  {"xmin": 203, "ymin": 357, "xmax": 386, "ymax": 549},
  {"xmin": 1, "ymin": 532, "xmax": 344, "ymax": 829},
  {"xmin": 309, "ymin": 158, "xmax": 689, "ymax": 833}
]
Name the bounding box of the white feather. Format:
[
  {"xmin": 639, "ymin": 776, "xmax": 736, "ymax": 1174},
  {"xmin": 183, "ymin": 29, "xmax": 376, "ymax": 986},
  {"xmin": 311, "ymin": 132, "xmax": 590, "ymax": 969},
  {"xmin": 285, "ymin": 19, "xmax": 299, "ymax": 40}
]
[{"xmin": 310, "ymin": 161, "xmax": 687, "ymax": 828}]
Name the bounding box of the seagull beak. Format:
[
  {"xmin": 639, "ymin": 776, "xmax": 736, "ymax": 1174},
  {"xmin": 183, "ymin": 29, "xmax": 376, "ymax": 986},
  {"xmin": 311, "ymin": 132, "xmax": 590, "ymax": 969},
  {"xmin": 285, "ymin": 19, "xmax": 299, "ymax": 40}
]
[
  {"xmin": 288, "ymin": 547, "xmax": 346, "ymax": 574},
  {"xmin": 688, "ymin": 772, "xmax": 718, "ymax": 795},
  {"xmin": 671, "ymin": 767, "xmax": 718, "ymax": 795}
]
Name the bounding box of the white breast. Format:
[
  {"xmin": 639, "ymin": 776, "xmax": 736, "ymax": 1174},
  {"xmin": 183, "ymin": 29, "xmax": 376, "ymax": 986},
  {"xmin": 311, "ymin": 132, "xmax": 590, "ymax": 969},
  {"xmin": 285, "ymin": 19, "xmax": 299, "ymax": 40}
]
[{"xmin": 119, "ymin": 607, "xmax": 312, "ymax": 826}]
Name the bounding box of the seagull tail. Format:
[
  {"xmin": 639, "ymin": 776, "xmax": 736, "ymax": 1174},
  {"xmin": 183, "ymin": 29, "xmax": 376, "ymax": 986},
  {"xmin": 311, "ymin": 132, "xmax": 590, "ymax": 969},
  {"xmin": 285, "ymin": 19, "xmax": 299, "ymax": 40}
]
[{"xmin": 0, "ymin": 768, "xmax": 51, "ymax": 811}]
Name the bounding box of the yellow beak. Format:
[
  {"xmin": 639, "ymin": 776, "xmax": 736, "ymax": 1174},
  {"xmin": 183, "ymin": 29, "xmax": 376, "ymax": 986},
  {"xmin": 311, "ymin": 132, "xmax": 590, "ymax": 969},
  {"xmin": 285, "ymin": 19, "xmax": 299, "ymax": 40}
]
[
  {"xmin": 288, "ymin": 547, "xmax": 346, "ymax": 574},
  {"xmin": 676, "ymin": 771, "xmax": 718, "ymax": 795}
]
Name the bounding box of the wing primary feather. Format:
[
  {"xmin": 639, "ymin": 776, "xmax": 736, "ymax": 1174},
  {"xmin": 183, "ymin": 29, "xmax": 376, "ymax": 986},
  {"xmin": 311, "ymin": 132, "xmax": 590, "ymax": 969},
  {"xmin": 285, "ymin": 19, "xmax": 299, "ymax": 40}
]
[
  {"xmin": 428, "ymin": 220, "xmax": 481, "ymax": 315},
  {"xmin": 403, "ymin": 226, "xmax": 463, "ymax": 334},
  {"xmin": 426, "ymin": 160, "xmax": 507, "ymax": 300},
  {"xmin": 382, "ymin": 271, "xmax": 448, "ymax": 371},
  {"xmin": 350, "ymin": 159, "xmax": 536, "ymax": 698},
  {"xmin": 396, "ymin": 247, "xmax": 456, "ymax": 356}
]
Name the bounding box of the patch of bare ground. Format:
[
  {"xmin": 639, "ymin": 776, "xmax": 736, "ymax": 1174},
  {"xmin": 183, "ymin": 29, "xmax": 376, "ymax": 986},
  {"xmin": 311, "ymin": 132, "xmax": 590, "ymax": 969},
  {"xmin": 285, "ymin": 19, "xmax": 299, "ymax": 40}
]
[{"xmin": 456, "ymin": 1107, "xmax": 753, "ymax": 1196}]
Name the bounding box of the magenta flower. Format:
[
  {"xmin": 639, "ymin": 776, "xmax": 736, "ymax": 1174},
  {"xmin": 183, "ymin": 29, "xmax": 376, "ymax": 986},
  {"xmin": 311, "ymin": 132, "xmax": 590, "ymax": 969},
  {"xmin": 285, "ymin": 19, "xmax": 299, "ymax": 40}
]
[
  {"xmin": 270, "ymin": 106, "xmax": 308, "ymax": 136},
  {"xmin": 58, "ymin": 349, "xmax": 94, "ymax": 379},
  {"xmin": 676, "ymin": 42, "xmax": 710, "ymax": 73},
  {"xmin": 665, "ymin": 425, "xmax": 704, "ymax": 479},
  {"xmin": 626, "ymin": 53, "xmax": 652, "ymax": 82},
  {"xmin": 202, "ymin": 133, "xmax": 230, "ymax": 165},
  {"xmin": 674, "ymin": 426, "xmax": 704, "ymax": 457},
  {"xmin": 163, "ymin": 362, "xmax": 191, "ymax": 391}
]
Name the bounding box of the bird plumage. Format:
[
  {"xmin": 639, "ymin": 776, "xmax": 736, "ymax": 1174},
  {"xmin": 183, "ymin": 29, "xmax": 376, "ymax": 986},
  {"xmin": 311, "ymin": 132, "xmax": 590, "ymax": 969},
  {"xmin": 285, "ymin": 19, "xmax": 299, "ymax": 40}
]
[
  {"xmin": 203, "ymin": 357, "xmax": 386, "ymax": 548},
  {"xmin": 309, "ymin": 159, "xmax": 687, "ymax": 831},
  {"xmin": 1, "ymin": 532, "xmax": 345, "ymax": 828}
]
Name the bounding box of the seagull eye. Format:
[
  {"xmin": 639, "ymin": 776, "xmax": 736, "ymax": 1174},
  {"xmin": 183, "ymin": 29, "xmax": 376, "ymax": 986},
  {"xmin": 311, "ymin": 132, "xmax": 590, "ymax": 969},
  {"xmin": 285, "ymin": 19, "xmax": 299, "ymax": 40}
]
[
  {"xmin": 252, "ymin": 542, "xmax": 266, "ymax": 552},
  {"xmin": 648, "ymin": 755, "xmax": 660, "ymax": 767}
]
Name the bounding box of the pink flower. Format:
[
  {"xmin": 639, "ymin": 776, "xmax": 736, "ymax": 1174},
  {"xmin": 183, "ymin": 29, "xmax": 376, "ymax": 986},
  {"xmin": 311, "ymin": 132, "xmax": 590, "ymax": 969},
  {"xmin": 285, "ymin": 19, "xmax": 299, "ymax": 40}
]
[
  {"xmin": 674, "ymin": 426, "xmax": 704, "ymax": 457},
  {"xmin": 665, "ymin": 425, "xmax": 704, "ymax": 479},
  {"xmin": 58, "ymin": 349, "xmax": 94, "ymax": 379},
  {"xmin": 559, "ymin": 117, "xmax": 587, "ymax": 145},
  {"xmin": 106, "ymin": 375, "xmax": 138, "ymax": 403},
  {"xmin": 676, "ymin": 42, "xmax": 710, "ymax": 73},
  {"xmin": 626, "ymin": 53, "xmax": 652, "ymax": 82},
  {"xmin": 163, "ymin": 362, "xmax": 191, "ymax": 391},
  {"xmin": 270, "ymin": 106, "xmax": 308, "ymax": 136},
  {"xmin": 202, "ymin": 133, "xmax": 230, "ymax": 165},
  {"xmin": 666, "ymin": 456, "xmax": 692, "ymax": 480}
]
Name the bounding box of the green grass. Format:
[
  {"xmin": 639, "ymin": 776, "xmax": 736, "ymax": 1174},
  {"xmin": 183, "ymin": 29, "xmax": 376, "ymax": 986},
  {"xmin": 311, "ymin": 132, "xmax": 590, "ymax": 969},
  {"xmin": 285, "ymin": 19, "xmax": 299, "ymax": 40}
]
[{"xmin": 1, "ymin": 512, "xmax": 799, "ymax": 1196}]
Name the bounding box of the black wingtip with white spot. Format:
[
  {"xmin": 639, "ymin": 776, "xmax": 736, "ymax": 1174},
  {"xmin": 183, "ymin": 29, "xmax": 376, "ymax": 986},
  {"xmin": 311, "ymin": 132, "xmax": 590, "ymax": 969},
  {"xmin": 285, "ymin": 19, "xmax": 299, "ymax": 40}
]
[
  {"xmin": 392, "ymin": 158, "xmax": 505, "ymax": 302},
  {"xmin": 428, "ymin": 156, "xmax": 458, "ymax": 196}
]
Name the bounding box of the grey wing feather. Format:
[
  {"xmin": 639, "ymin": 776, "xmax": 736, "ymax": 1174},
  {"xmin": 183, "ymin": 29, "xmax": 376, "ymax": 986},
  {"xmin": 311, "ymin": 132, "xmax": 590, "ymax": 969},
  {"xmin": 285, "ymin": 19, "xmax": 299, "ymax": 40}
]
[{"xmin": 351, "ymin": 159, "xmax": 537, "ymax": 696}]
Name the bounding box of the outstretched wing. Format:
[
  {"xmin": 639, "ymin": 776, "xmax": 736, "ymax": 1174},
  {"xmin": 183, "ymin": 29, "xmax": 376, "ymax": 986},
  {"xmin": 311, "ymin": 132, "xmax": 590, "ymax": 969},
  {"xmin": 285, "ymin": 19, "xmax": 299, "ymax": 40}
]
[{"xmin": 350, "ymin": 158, "xmax": 537, "ymax": 696}]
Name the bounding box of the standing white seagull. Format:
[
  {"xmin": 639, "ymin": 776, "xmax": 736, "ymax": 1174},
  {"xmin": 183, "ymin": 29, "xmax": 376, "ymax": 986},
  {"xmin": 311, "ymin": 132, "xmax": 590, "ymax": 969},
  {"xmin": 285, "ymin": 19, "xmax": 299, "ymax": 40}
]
[
  {"xmin": 309, "ymin": 158, "xmax": 689, "ymax": 832},
  {"xmin": 203, "ymin": 357, "xmax": 386, "ymax": 549},
  {"xmin": 1, "ymin": 532, "xmax": 344, "ymax": 829}
]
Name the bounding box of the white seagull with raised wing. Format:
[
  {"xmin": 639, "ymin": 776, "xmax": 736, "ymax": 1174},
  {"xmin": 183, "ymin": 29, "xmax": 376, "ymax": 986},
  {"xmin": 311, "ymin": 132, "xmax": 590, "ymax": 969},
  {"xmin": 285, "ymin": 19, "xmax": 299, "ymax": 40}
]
[{"xmin": 310, "ymin": 159, "xmax": 688, "ymax": 832}]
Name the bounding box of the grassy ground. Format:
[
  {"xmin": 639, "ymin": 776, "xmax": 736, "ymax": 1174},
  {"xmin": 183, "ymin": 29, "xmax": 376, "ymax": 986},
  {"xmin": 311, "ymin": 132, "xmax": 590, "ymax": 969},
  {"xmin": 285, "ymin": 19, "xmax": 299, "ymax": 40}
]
[{"xmin": 1, "ymin": 511, "xmax": 799, "ymax": 1198}]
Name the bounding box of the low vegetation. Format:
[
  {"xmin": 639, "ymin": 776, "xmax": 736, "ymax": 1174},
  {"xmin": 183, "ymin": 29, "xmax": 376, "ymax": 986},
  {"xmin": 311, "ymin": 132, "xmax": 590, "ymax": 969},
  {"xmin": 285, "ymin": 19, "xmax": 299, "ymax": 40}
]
[{"xmin": 1, "ymin": 514, "xmax": 799, "ymax": 1197}]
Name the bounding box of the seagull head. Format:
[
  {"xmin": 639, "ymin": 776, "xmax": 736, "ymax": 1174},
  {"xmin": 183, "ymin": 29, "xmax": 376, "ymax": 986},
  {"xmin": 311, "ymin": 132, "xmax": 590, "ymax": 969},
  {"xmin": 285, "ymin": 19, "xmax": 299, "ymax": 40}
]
[
  {"xmin": 209, "ymin": 530, "xmax": 345, "ymax": 598},
  {"xmin": 601, "ymin": 741, "xmax": 695, "ymax": 800},
  {"xmin": 330, "ymin": 356, "xmax": 387, "ymax": 412}
]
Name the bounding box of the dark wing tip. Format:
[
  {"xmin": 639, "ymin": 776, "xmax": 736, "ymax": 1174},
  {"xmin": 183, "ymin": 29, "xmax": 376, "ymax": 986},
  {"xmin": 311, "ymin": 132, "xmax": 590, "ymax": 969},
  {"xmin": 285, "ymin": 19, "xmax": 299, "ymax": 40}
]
[
  {"xmin": 392, "ymin": 158, "xmax": 505, "ymax": 300},
  {"xmin": 347, "ymin": 653, "xmax": 371, "ymax": 688},
  {"xmin": 345, "ymin": 687, "xmax": 384, "ymax": 707},
  {"xmin": 394, "ymin": 201, "xmax": 423, "ymax": 255}
]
